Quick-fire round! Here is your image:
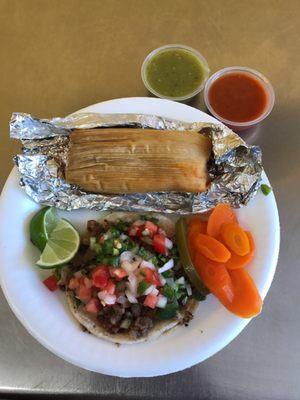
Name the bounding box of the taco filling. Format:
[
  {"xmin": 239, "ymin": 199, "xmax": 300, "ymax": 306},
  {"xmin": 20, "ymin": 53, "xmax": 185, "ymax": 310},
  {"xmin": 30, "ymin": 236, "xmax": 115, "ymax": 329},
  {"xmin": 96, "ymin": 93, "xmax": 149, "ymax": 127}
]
[{"xmin": 63, "ymin": 213, "xmax": 199, "ymax": 341}]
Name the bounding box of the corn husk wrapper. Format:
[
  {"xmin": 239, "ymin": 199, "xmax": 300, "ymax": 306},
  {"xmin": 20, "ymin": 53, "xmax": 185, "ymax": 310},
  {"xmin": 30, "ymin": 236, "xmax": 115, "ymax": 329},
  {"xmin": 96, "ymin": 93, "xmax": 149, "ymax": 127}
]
[{"xmin": 66, "ymin": 128, "xmax": 211, "ymax": 194}]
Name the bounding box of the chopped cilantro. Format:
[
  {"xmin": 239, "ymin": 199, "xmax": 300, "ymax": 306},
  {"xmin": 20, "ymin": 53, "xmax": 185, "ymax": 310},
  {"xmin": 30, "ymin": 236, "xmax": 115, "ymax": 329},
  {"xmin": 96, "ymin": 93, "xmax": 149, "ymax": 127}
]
[
  {"xmin": 261, "ymin": 184, "xmax": 272, "ymax": 196},
  {"xmin": 163, "ymin": 284, "xmax": 176, "ymax": 300},
  {"xmin": 138, "ymin": 246, "xmax": 153, "ymax": 260},
  {"xmin": 149, "ymin": 256, "xmax": 159, "ymax": 268},
  {"xmin": 102, "ymin": 238, "xmax": 114, "ymax": 255},
  {"xmin": 157, "ymin": 302, "xmax": 179, "ymax": 320},
  {"xmin": 162, "ymin": 270, "xmax": 174, "ymax": 278},
  {"xmin": 115, "ymin": 220, "xmax": 130, "ymax": 232},
  {"xmin": 108, "ymin": 226, "xmax": 121, "ymax": 238},
  {"xmin": 96, "ymin": 255, "xmax": 119, "ymax": 267},
  {"xmin": 137, "ymin": 281, "xmax": 150, "ymax": 295}
]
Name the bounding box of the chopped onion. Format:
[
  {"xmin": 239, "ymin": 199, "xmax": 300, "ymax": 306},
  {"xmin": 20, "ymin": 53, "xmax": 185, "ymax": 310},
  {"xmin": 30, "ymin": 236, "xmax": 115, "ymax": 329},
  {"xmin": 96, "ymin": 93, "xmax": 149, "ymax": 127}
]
[
  {"xmin": 120, "ymin": 233, "xmax": 128, "ymax": 240},
  {"xmin": 125, "ymin": 289, "xmax": 138, "ymax": 303},
  {"xmin": 98, "ymin": 291, "xmax": 116, "ymax": 305},
  {"xmin": 127, "ymin": 274, "xmax": 138, "ymax": 295},
  {"xmin": 120, "ymin": 251, "xmax": 141, "ymax": 272},
  {"xmin": 186, "ymin": 283, "xmax": 192, "ymax": 296},
  {"xmin": 158, "ymin": 259, "xmax": 174, "ymax": 274},
  {"xmin": 142, "ymin": 228, "xmax": 150, "ymax": 236},
  {"xmin": 166, "ymin": 278, "xmax": 175, "ymax": 287},
  {"xmin": 120, "ymin": 318, "xmax": 132, "ymax": 329},
  {"xmin": 120, "ymin": 251, "xmax": 135, "ymax": 263},
  {"xmin": 165, "ymin": 238, "xmax": 173, "ymax": 250},
  {"xmin": 121, "ymin": 260, "xmax": 138, "ymax": 273},
  {"xmin": 97, "ymin": 291, "xmax": 108, "ymax": 300},
  {"xmin": 116, "ymin": 295, "xmax": 127, "ymax": 304},
  {"xmin": 176, "ymin": 276, "xmax": 185, "ymax": 285},
  {"xmin": 151, "ymin": 287, "xmax": 159, "ymax": 296},
  {"xmin": 156, "ymin": 295, "xmax": 168, "ymax": 309},
  {"xmin": 159, "ymin": 275, "xmax": 167, "ymax": 286},
  {"xmin": 144, "ymin": 284, "xmax": 155, "ymax": 295},
  {"xmin": 89, "ymin": 237, "xmax": 96, "ymax": 249},
  {"xmin": 140, "ymin": 260, "xmax": 155, "ymax": 270}
]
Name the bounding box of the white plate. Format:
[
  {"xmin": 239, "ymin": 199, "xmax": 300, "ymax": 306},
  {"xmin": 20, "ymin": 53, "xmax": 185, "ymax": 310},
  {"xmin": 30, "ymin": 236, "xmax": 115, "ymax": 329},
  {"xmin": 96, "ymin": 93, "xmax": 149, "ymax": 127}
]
[{"xmin": 0, "ymin": 97, "xmax": 280, "ymax": 377}]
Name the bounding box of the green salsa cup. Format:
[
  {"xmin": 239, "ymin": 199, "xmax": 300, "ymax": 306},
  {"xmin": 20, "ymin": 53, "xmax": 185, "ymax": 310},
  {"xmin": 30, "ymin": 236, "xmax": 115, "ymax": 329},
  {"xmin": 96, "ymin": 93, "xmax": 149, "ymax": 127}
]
[{"xmin": 141, "ymin": 44, "xmax": 210, "ymax": 102}]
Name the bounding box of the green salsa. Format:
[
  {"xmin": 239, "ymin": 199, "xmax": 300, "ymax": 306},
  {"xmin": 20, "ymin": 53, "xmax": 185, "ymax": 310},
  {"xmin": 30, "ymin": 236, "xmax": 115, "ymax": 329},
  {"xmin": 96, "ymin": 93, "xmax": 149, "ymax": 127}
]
[{"xmin": 145, "ymin": 48, "xmax": 207, "ymax": 98}]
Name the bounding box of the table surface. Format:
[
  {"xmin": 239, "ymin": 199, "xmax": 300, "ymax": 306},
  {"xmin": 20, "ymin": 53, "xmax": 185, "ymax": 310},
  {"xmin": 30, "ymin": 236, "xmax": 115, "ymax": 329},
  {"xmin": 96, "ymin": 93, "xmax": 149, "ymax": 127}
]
[{"xmin": 0, "ymin": 0, "xmax": 300, "ymax": 398}]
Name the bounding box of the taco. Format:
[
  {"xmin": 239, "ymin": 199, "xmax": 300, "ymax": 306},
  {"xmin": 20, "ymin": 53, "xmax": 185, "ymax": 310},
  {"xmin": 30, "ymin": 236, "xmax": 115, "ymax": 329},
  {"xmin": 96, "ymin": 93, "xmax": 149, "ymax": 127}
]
[{"xmin": 64, "ymin": 212, "xmax": 199, "ymax": 344}]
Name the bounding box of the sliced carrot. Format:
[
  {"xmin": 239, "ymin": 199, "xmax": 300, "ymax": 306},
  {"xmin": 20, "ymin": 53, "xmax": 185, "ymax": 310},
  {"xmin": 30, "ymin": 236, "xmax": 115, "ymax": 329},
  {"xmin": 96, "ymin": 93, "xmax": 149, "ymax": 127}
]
[
  {"xmin": 193, "ymin": 233, "xmax": 231, "ymax": 263},
  {"xmin": 227, "ymin": 268, "xmax": 262, "ymax": 318},
  {"xmin": 191, "ymin": 252, "xmax": 262, "ymax": 318},
  {"xmin": 193, "ymin": 253, "xmax": 234, "ymax": 307},
  {"xmin": 225, "ymin": 232, "xmax": 255, "ymax": 269},
  {"xmin": 188, "ymin": 218, "xmax": 207, "ymax": 247},
  {"xmin": 207, "ymin": 204, "xmax": 237, "ymax": 238},
  {"xmin": 220, "ymin": 223, "xmax": 250, "ymax": 256},
  {"xmin": 188, "ymin": 216, "xmax": 207, "ymax": 234}
]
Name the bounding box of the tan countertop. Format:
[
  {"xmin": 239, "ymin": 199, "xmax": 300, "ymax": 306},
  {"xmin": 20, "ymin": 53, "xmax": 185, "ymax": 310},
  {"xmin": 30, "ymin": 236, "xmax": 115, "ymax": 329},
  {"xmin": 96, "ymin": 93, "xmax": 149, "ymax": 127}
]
[
  {"xmin": 0, "ymin": 0, "xmax": 300, "ymax": 398},
  {"xmin": 1, "ymin": 0, "xmax": 299, "ymax": 188}
]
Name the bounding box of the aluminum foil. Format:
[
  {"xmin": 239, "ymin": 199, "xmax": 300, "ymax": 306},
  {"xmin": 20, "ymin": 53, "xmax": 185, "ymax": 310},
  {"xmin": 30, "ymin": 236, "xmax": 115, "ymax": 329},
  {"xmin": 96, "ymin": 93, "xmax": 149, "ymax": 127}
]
[{"xmin": 11, "ymin": 112, "xmax": 262, "ymax": 214}]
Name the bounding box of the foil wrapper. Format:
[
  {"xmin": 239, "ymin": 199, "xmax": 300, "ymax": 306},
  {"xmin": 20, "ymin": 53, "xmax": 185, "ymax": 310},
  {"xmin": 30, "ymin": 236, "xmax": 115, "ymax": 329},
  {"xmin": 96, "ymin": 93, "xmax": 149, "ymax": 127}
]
[{"xmin": 11, "ymin": 112, "xmax": 262, "ymax": 214}]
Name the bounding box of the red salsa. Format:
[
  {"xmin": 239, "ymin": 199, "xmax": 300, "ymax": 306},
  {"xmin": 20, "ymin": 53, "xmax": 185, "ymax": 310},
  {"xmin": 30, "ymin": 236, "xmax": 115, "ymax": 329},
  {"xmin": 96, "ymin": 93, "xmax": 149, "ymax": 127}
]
[{"xmin": 208, "ymin": 72, "xmax": 268, "ymax": 123}]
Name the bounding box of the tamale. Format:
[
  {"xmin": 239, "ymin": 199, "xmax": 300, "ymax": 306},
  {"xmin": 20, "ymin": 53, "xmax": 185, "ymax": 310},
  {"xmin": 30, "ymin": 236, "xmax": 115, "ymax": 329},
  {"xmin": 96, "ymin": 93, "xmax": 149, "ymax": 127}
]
[{"xmin": 65, "ymin": 128, "xmax": 211, "ymax": 194}]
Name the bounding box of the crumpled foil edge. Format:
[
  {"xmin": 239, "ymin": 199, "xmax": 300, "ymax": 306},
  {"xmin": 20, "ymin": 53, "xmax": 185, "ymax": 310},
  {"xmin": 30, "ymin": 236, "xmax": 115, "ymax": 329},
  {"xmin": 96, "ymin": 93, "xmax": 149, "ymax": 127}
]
[{"xmin": 11, "ymin": 112, "xmax": 262, "ymax": 214}]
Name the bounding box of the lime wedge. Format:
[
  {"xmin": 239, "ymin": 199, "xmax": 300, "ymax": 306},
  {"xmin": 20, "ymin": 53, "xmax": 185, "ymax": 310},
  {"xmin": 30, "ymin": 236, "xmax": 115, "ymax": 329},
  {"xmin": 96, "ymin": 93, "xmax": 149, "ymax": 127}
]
[
  {"xmin": 36, "ymin": 219, "xmax": 80, "ymax": 268},
  {"xmin": 30, "ymin": 207, "xmax": 58, "ymax": 252}
]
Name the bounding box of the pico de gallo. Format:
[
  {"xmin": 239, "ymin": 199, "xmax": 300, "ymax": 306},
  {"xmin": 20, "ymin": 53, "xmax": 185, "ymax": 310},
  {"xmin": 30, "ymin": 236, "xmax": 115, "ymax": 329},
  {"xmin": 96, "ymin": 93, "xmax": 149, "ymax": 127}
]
[{"xmin": 57, "ymin": 215, "xmax": 200, "ymax": 338}]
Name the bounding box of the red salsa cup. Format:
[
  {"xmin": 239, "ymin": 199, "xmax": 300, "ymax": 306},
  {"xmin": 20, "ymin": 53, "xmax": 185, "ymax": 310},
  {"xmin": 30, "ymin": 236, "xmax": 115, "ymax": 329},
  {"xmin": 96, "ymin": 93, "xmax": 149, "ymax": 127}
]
[{"xmin": 204, "ymin": 67, "xmax": 275, "ymax": 131}]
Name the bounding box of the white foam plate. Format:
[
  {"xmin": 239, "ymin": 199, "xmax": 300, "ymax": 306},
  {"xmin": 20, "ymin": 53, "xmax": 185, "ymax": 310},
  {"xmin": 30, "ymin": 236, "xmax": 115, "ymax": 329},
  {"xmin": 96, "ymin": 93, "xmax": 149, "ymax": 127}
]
[{"xmin": 0, "ymin": 97, "xmax": 280, "ymax": 377}]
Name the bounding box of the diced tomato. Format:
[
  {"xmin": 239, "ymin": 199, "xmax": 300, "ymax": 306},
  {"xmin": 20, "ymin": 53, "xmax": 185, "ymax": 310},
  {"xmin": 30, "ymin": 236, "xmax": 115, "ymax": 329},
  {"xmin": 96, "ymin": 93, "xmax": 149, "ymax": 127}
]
[
  {"xmin": 92, "ymin": 274, "xmax": 108, "ymax": 289},
  {"xmin": 92, "ymin": 265, "xmax": 110, "ymax": 289},
  {"xmin": 128, "ymin": 223, "xmax": 143, "ymax": 237},
  {"xmin": 136, "ymin": 226, "xmax": 143, "ymax": 237},
  {"xmin": 144, "ymin": 293, "xmax": 158, "ymax": 309},
  {"xmin": 141, "ymin": 268, "xmax": 161, "ymax": 286},
  {"xmin": 43, "ymin": 275, "xmax": 58, "ymax": 292},
  {"xmin": 153, "ymin": 234, "xmax": 167, "ymax": 255},
  {"xmin": 77, "ymin": 284, "xmax": 92, "ymax": 303},
  {"xmin": 104, "ymin": 279, "xmax": 116, "ymax": 295},
  {"xmin": 144, "ymin": 221, "xmax": 158, "ymax": 236},
  {"xmin": 110, "ymin": 267, "xmax": 128, "ymax": 280},
  {"xmin": 93, "ymin": 265, "xmax": 110, "ymax": 277},
  {"xmin": 68, "ymin": 277, "xmax": 80, "ymax": 290},
  {"xmin": 140, "ymin": 267, "xmax": 152, "ymax": 281},
  {"xmin": 85, "ymin": 298, "xmax": 101, "ymax": 314}
]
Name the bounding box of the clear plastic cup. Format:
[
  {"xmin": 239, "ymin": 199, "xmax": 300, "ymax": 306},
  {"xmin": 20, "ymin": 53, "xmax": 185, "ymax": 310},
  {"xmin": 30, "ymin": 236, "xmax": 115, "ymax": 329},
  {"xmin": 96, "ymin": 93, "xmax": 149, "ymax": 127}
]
[
  {"xmin": 204, "ymin": 66, "xmax": 275, "ymax": 131},
  {"xmin": 141, "ymin": 44, "xmax": 210, "ymax": 102}
]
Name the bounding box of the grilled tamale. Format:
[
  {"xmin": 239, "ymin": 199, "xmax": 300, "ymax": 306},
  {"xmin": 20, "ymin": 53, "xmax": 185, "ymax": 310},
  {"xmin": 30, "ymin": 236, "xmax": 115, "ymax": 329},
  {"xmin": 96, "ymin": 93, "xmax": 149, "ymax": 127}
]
[{"xmin": 65, "ymin": 128, "xmax": 211, "ymax": 193}]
